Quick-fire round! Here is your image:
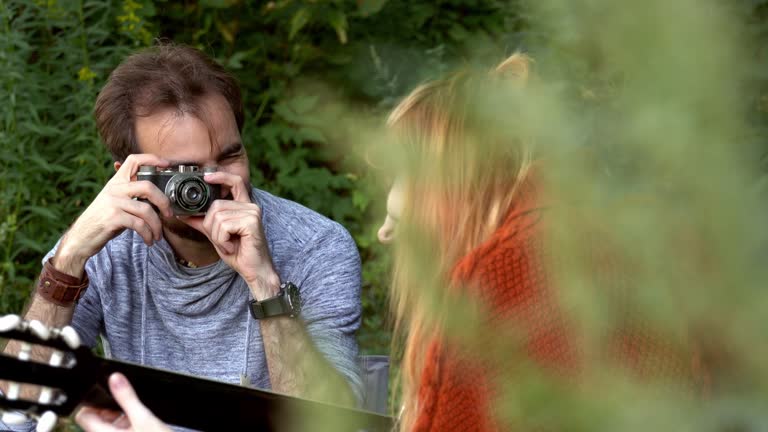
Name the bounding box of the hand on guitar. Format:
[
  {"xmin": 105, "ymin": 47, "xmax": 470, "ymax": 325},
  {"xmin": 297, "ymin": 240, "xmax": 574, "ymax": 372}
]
[{"xmin": 76, "ymin": 373, "xmax": 170, "ymax": 432}]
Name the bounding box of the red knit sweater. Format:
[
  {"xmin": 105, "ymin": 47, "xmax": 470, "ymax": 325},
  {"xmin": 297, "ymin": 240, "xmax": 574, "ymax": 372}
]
[{"xmin": 411, "ymin": 180, "xmax": 704, "ymax": 432}]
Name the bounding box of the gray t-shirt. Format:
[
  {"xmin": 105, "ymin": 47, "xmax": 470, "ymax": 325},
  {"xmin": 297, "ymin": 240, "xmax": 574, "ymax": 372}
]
[{"xmin": 1, "ymin": 188, "xmax": 362, "ymax": 431}]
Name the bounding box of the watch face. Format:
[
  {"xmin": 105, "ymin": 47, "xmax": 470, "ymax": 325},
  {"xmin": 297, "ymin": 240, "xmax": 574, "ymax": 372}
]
[{"xmin": 285, "ymin": 283, "xmax": 302, "ymax": 316}]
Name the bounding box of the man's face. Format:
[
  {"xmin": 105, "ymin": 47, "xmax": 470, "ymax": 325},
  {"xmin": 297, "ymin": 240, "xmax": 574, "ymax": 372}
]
[{"xmin": 134, "ymin": 93, "xmax": 249, "ymax": 242}]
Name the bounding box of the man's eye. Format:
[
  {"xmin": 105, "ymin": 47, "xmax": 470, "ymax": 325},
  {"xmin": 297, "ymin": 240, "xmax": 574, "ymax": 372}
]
[{"xmin": 220, "ymin": 152, "xmax": 241, "ymax": 162}]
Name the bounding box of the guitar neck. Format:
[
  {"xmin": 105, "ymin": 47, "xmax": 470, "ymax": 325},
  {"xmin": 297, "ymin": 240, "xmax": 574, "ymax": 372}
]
[
  {"xmin": 0, "ymin": 323, "xmax": 391, "ymax": 431},
  {"xmin": 84, "ymin": 357, "xmax": 392, "ymax": 432}
]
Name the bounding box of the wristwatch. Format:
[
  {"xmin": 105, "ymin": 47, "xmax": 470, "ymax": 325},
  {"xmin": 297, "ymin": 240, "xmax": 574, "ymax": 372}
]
[{"xmin": 249, "ymin": 282, "xmax": 302, "ymax": 319}]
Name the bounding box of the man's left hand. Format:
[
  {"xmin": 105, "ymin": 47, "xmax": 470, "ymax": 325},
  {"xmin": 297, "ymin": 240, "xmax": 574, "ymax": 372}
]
[
  {"xmin": 76, "ymin": 373, "xmax": 171, "ymax": 432},
  {"xmin": 180, "ymin": 172, "xmax": 280, "ymax": 300}
]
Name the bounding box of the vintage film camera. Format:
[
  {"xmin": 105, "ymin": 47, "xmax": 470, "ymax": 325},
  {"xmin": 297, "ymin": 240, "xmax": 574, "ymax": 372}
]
[{"xmin": 137, "ymin": 165, "xmax": 221, "ymax": 215}]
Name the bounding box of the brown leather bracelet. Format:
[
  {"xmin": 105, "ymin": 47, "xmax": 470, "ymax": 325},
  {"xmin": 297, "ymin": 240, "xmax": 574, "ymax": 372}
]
[{"xmin": 36, "ymin": 259, "xmax": 89, "ymax": 307}]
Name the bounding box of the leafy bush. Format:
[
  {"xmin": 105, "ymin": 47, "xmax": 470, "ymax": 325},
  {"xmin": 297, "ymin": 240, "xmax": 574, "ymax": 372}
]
[{"xmin": 1, "ymin": 0, "xmax": 130, "ymax": 311}]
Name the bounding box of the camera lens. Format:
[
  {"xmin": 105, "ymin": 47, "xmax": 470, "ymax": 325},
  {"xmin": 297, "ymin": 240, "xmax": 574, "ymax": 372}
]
[
  {"xmin": 183, "ymin": 185, "xmax": 202, "ymax": 203},
  {"xmin": 175, "ymin": 177, "xmax": 210, "ymax": 212}
]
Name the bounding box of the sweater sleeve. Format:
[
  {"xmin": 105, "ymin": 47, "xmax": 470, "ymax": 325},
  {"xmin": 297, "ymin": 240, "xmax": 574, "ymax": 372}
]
[
  {"xmin": 414, "ymin": 341, "xmax": 496, "ymax": 432},
  {"xmin": 0, "ymin": 387, "xmax": 35, "ymax": 432},
  {"xmin": 0, "ymin": 415, "xmax": 35, "ymax": 432},
  {"xmin": 286, "ymin": 223, "xmax": 364, "ymax": 402}
]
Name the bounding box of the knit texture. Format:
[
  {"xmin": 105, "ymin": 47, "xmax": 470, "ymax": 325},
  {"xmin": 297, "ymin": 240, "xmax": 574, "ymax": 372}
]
[{"xmin": 412, "ymin": 179, "xmax": 704, "ymax": 432}]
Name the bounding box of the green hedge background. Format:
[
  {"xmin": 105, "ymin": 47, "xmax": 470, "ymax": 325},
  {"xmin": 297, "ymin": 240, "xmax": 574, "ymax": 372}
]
[{"xmin": 1, "ymin": 0, "xmax": 767, "ymax": 359}]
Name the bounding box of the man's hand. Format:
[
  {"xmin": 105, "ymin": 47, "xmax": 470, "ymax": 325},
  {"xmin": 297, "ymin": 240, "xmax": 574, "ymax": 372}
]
[
  {"xmin": 75, "ymin": 373, "xmax": 171, "ymax": 432},
  {"xmin": 180, "ymin": 172, "xmax": 279, "ymax": 300},
  {"xmin": 54, "ymin": 154, "xmax": 173, "ymax": 278}
]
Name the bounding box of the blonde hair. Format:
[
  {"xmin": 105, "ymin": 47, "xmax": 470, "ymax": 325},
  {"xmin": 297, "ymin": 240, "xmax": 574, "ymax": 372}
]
[{"xmin": 387, "ymin": 53, "xmax": 534, "ymax": 430}]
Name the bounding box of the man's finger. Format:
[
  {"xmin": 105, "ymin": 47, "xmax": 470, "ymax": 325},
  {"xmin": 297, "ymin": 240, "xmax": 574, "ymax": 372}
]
[
  {"xmin": 112, "ymin": 154, "xmax": 170, "ymax": 182},
  {"xmin": 75, "ymin": 408, "xmax": 121, "ymax": 432},
  {"xmin": 96, "ymin": 408, "xmax": 123, "ymax": 423},
  {"xmin": 118, "ymin": 213, "xmax": 155, "ymax": 246},
  {"xmin": 202, "ymin": 171, "xmax": 251, "ymax": 203},
  {"xmin": 113, "ymin": 180, "xmax": 173, "ymax": 219},
  {"xmin": 108, "ymin": 373, "xmax": 156, "ymax": 425},
  {"xmin": 113, "ymin": 413, "xmax": 131, "ymax": 428},
  {"xmin": 177, "ymin": 209, "xmax": 233, "ymax": 257},
  {"xmin": 201, "ymin": 201, "xmax": 260, "ymax": 237},
  {"xmin": 118, "ymin": 199, "xmax": 164, "ymax": 241},
  {"xmin": 208, "ymin": 211, "xmax": 252, "ymax": 255}
]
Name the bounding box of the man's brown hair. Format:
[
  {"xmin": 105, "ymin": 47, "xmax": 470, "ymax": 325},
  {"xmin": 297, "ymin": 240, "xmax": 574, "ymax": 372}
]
[{"xmin": 95, "ymin": 43, "xmax": 244, "ymax": 162}]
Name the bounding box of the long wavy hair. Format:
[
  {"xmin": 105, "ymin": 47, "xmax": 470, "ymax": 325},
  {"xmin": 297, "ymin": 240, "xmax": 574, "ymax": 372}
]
[{"xmin": 387, "ymin": 53, "xmax": 534, "ymax": 430}]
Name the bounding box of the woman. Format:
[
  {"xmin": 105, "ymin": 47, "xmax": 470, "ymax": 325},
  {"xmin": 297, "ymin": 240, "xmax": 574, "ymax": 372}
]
[
  {"xmin": 379, "ymin": 52, "xmax": 707, "ymax": 432},
  {"xmin": 377, "ymin": 53, "xmax": 578, "ymax": 432}
]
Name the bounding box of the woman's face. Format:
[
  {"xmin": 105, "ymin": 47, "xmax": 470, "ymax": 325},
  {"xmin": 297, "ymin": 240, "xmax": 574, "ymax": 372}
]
[{"xmin": 377, "ymin": 179, "xmax": 405, "ymax": 244}]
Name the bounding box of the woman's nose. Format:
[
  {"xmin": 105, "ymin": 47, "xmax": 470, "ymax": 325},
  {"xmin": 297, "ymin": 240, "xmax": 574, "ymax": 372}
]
[{"xmin": 377, "ymin": 216, "xmax": 397, "ymax": 244}]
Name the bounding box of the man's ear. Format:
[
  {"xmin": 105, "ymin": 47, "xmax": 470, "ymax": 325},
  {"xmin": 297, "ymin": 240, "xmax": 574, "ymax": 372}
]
[{"xmin": 114, "ymin": 161, "xmax": 122, "ymax": 172}]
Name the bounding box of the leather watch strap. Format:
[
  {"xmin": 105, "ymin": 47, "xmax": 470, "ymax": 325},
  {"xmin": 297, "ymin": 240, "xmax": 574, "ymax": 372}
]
[
  {"xmin": 250, "ymin": 296, "xmax": 288, "ymax": 319},
  {"xmin": 37, "ymin": 259, "xmax": 89, "ymax": 307},
  {"xmin": 249, "ymin": 282, "xmax": 301, "ymax": 319}
]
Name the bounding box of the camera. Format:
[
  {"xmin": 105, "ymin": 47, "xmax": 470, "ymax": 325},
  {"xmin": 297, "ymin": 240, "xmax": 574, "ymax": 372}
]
[{"xmin": 137, "ymin": 165, "xmax": 221, "ymax": 215}]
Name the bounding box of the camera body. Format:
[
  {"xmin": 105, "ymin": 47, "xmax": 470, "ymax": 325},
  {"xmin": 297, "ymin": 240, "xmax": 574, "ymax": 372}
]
[{"xmin": 137, "ymin": 165, "xmax": 221, "ymax": 216}]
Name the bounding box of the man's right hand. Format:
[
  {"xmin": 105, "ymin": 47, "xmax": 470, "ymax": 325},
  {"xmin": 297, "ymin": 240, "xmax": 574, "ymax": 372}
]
[{"xmin": 53, "ymin": 154, "xmax": 173, "ymax": 278}]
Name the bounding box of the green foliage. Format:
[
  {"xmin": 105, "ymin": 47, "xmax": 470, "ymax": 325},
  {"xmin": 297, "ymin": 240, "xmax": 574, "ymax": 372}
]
[{"xmin": 0, "ymin": 0, "xmax": 131, "ymax": 312}]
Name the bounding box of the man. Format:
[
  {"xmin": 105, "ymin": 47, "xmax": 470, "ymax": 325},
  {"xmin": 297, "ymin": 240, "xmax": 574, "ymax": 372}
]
[{"xmin": 1, "ymin": 43, "xmax": 362, "ymax": 429}]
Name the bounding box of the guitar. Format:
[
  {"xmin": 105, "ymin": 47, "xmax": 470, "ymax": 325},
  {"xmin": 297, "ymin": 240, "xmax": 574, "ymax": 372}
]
[{"xmin": 0, "ymin": 315, "xmax": 393, "ymax": 432}]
